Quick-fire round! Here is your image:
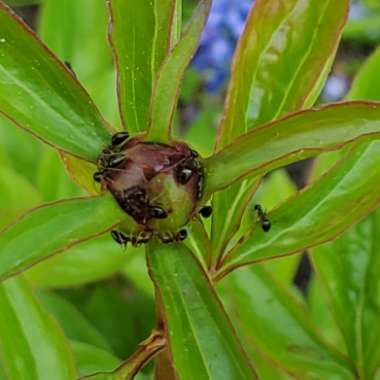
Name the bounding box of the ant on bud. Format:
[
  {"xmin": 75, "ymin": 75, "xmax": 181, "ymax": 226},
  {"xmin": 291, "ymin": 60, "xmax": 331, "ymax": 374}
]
[
  {"xmin": 111, "ymin": 230, "xmax": 130, "ymax": 247},
  {"xmin": 254, "ymin": 204, "xmax": 271, "ymax": 232}
]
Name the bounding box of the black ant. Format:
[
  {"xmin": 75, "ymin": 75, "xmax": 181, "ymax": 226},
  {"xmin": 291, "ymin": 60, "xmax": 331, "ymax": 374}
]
[
  {"xmin": 111, "ymin": 230, "xmax": 130, "ymax": 247},
  {"xmin": 93, "ymin": 132, "xmax": 130, "ymax": 183},
  {"xmin": 160, "ymin": 229, "xmax": 187, "ymax": 244},
  {"xmin": 111, "ymin": 229, "xmax": 153, "ymax": 247},
  {"xmin": 175, "ymin": 150, "xmax": 204, "ymax": 200},
  {"xmin": 254, "ymin": 204, "xmax": 271, "ymax": 232}
]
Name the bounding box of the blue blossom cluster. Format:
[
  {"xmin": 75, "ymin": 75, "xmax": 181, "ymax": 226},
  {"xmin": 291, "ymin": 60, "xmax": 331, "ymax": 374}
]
[
  {"xmin": 192, "ymin": 0, "xmax": 253, "ymax": 92},
  {"xmin": 349, "ymin": 0, "xmax": 369, "ymax": 20}
]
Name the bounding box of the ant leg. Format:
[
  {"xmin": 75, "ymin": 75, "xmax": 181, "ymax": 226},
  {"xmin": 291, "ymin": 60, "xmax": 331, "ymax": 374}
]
[
  {"xmin": 111, "ymin": 132, "xmax": 130, "ymax": 147},
  {"xmin": 111, "ymin": 230, "xmax": 130, "ymax": 247}
]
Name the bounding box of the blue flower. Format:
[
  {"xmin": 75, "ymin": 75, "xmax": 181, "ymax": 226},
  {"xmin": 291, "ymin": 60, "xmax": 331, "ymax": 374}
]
[
  {"xmin": 192, "ymin": 0, "xmax": 254, "ymax": 92},
  {"xmin": 322, "ymin": 74, "xmax": 350, "ymax": 101}
]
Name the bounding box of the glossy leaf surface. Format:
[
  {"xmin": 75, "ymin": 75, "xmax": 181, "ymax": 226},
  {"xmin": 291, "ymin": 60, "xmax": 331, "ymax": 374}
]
[
  {"xmin": 0, "ymin": 195, "xmax": 128, "ymax": 281},
  {"xmin": 108, "ymin": 0, "xmax": 181, "ymax": 134},
  {"xmin": 205, "ymin": 102, "xmax": 380, "ymax": 196},
  {"xmin": 309, "ymin": 45, "xmax": 380, "ymax": 380},
  {"xmin": 147, "ymin": 0, "xmax": 211, "ymax": 142},
  {"xmin": 152, "ymin": 0, "xmax": 182, "ymax": 74},
  {"xmin": 0, "ymin": 3, "xmax": 111, "ymax": 161},
  {"xmin": 221, "ymin": 265, "xmax": 353, "ymax": 379},
  {"xmin": 108, "ymin": 0, "xmax": 155, "ymax": 133},
  {"xmin": 219, "ymin": 141, "xmax": 380, "ymax": 274},
  {"xmin": 217, "ymin": 0, "xmax": 349, "ymax": 147},
  {"xmin": 147, "ymin": 242, "xmax": 258, "ymax": 380},
  {"xmin": 211, "ymin": 0, "xmax": 348, "ymax": 266},
  {"xmin": 0, "ymin": 277, "xmax": 76, "ymax": 380},
  {"xmin": 312, "ymin": 213, "xmax": 380, "ymax": 379}
]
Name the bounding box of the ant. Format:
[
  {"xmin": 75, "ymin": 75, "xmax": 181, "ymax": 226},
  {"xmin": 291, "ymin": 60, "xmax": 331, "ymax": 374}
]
[
  {"xmin": 160, "ymin": 229, "xmax": 188, "ymax": 244},
  {"xmin": 111, "ymin": 229, "xmax": 153, "ymax": 247},
  {"xmin": 175, "ymin": 150, "xmax": 204, "ymax": 200},
  {"xmin": 93, "ymin": 131, "xmax": 130, "ymax": 183},
  {"xmin": 254, "ymin": 204, "xmax": 271, "ymax": 232}
]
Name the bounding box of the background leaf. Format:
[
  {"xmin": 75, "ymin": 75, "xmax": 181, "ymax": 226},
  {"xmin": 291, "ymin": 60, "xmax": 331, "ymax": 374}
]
[
  {"xmin": 0, "ymin": 2, "xmax": 111, "ymax": 161},
  {"xmin": 71, "ymin": 341, "xmax": 120, "ymax": 378},
  {"xmin": 37, "ymin": 290, "xmax": 110, "ymax": 351},
  {"xmin": 312, "ymin": 213, "xmax": 380, "ymax": 379},
  {"xmin": 0, "ymin": 195, "xmax": 129, "ymax": 280},
  {"xmin": 217, "ymin": 0, "xmax": 349, "ymax": 147},
  {"xmin": 308, "ymin": 44, "xmax": 380, "ymax": 380},
  {"xmin": 205, "ymin": 102, "xmax": 380, "ymax": 196},
  {"xmin": 39, "ymin": 0, "xmax": 118, "ymax": 126},
  {"xmin": 210, "ymin": 0, "xmax": 349, "ymax": 266},
  {"xmin": 147, "ymin": 242, "xmax": 258, "ymax": 380},
  {"xmin": 26, "ymin": 235, "xmax": 129, "ymax": 288},
  {"xmin": 220, "ymin": 265, "xmax": 353, "ymax": 380},
  {"xmin": 147, "ymin": 0, "xmax": 211, "ymax": 142},
  {"xmin": 0, "ymin": 276, "xmax": 76, "ymax": 380},
  {"xmin": 219, "ymin": 141, "xmax": 380, "ymax": 275},
  {"xmin": 0, "ymin": 165, "xmax": 41, "ymax": 228}
]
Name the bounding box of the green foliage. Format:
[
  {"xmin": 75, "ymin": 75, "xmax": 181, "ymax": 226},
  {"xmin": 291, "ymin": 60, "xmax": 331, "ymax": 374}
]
[{"xmin": 1, "ymin": 0, "xmax": 380, "ymax": 379}]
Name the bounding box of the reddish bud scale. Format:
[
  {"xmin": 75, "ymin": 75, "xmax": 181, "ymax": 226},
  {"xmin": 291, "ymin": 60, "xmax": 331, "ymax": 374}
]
[{"xmin": 96, "ymin": 136, "xmax": 204, "ymax": 243}]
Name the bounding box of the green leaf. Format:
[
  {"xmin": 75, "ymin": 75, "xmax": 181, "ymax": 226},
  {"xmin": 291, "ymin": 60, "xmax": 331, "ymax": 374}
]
[
  {"xmin": 184, "ymin": 218, "xmax": 211, "ymax": 270},
  {"xmin": 60, "ymin": 153, "xmax": 100, "ymax": 195},
  {"xmin": 36, "ymin": 149, "xmax": 83, "ymax": 202},
  {"xmin": 108, "ymin": 0, "xmax": 181, "ymax": 134},
  {"xmin": 308, "ymin": 275, "xmax": 347, "ymax": 352},
  {"xmin": 71, "ymin": 341, "xmax": 120, "ymax": 378},
  {"xmin": 146, "ymin": 242, "xmax": 259, "ymax": 380},
  {"xmin": 0, "ymin": 116, "xmax": 43, "ymax": 184},
  {"xmin": 312, "ymin": 212, "xmax": 380, "ymax": 379},
  {"xmin": 221, "ymin": 265, "xmax": 353, "ymax": 379},
  {"xmin": 0, "ymin": 165, "xmax": 41, "ymax": 228},
  {"xmin": 152, "ymin": 0, "xmax": 182, "ymax": 74},
  {"xmin": 348, "ymin": 47, "xmax": 380, "ymax": 101},
  {"xmin": 218, "ymin": 141, "xmax": 380, "ymax": 276},
  {"xmin": 0, "ymin": 3, "xmax": 111, "ymax": 161},
  {"xmin": 0, "ymin": 195, "xmax": 129, "ymax": 281},
  {"xmin": 308, "ymin": 47, "xmax": 380, "ymax": 378},
  {"xmin": 248, "ymin": 170, "xmax": 299, "ymax": 285},
  {"xmin": 26, "ymin": 235, "xmax": 128, "ymax": 288},
  {"xmin": 39, "ymin": 0, "xmax": 118, "ymax": 125},
  {"xmin": 0, "ymin": 276, "xmax": 76, "ymax": 380},
  {"xmin": 205, "ymin": 102, "xmax": 380, "ymax": 197},
  {"xmin": 79, "ymin": 332, "xmax": 164, "ymax": 380},
  {"xmin": 147, "ymin": 0, "xmax": 211, "ymax": 142},
  {"xmin": 217, "ymin": 0, "xmax": 349, "ymax": 147},
  {"xmin": 37, "ymin": 291, "xmax": 110, "ymax": 351},
  {"xmin": 73, "ymin": 281, "xmax": 155, "ymax": 359},
  {"xmin": 343, "ymin": 14, "xmax": 380, "ymax": 45},
  {"xmin": 211, "ymin": 0, "xmax": 348, "ymax": 268}
]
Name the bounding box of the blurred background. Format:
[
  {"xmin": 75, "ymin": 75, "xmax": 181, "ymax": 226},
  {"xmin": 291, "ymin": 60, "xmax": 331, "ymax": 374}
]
[{"xmin": 0, "ymin": 0, "xmax": 379, "ymax": 377}]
